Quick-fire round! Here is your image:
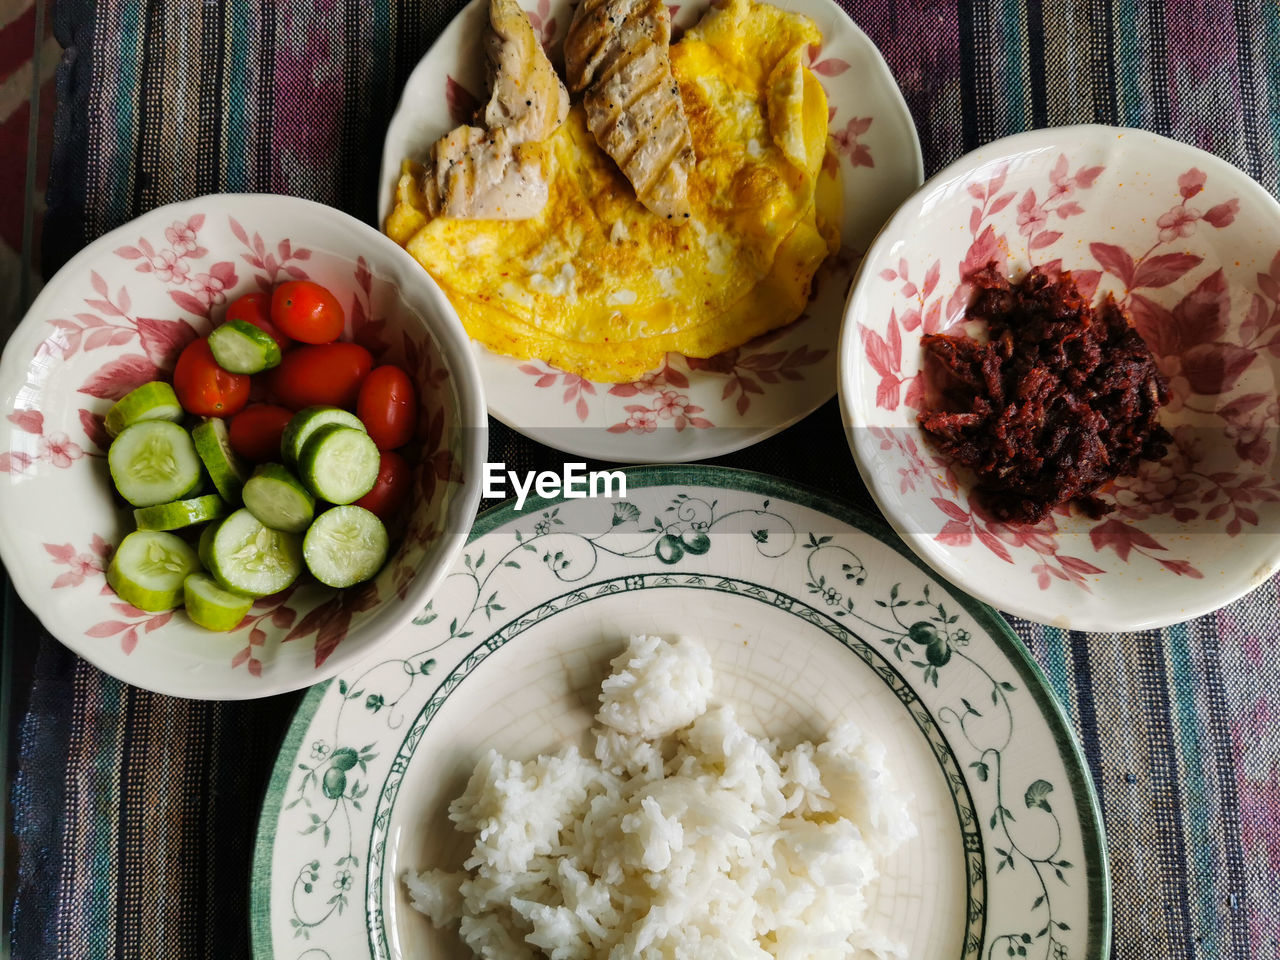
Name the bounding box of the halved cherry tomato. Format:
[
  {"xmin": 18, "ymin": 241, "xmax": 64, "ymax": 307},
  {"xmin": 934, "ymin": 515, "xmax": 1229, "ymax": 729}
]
[
  {"xmin": 357, "ymin": 365, "xmax": 418, "ymax": 450},
  {"xmin": 228, "ymin": 404, "xmax": 295, "ymax": 463},
  {"xmin": 354, "ymin": 450, "xmax": 412, "ymax": 521},
  {"xmin": 173, "ymin": 338, "xmax": 250, "ymax": 417},
  {"xmin": 271, "ymin": 281, "xmax": 345, "ymax": 344},
  {"xmin": 269, "ymin": 341, "xmax": 373, "ymax": 410},
  {"xmin": 225, "ymin": 291, "xmax": 293, "ymax": 351}
]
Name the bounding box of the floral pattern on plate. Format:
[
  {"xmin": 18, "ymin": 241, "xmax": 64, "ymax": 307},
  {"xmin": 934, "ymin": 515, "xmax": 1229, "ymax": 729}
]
[
  {"xmin": 379, "ymin": 0, "xmax": 924, "ymax": 462},
  {"xmin": 842, "ymin": 126, "xmax": 1280, "ymax": 630}
]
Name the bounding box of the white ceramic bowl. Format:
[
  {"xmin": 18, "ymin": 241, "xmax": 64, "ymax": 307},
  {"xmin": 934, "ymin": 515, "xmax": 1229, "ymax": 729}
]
[
  {"xmin": 0, "ymin": 194, "xmax": 487, "ymax": 698},
  {"xmin": 840, "ymin": 126, "xmax": 1280, "ymax": 631}
]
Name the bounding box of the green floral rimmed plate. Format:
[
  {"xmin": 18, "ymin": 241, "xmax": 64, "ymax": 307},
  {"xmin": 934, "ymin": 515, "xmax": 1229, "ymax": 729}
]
[{"xmin": 250, "ymin": 466, "xmax": 1111, "ymax": 960}]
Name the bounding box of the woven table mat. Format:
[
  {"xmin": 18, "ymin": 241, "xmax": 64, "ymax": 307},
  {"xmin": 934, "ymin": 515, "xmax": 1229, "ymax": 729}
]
[{"xmin": 13, "ymin": 0, "xmax": 1280, "ymax": 957}]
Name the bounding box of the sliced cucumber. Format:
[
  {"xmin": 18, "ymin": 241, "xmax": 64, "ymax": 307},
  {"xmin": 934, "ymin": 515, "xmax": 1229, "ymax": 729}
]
[
  {"xmin": 207, "ymin": 508, "xmax": 304, "ymax": 597},
  {"xmin": 105, "ymin": 381, "xmax": 184, "ymax": 438},
  {"xmin": 198, "ymin": 519, "xmax": 221, "ymax": 569},
  {"xmin": 134, "ymin": 494, "xmax": 229, "ymax": 531},
  {"xmin": 242, "ymin": 464, "xmax": 315, "ymax": 533},
  {"xmin": 183, "ymin": 573, "xmax": 254, "ymax": 631},
  {"xmin": 208, "ymin": 318, "xmax": 283, "ymax": 374},
  {"xmin": 108, "ymin": 420, "xmax": 204, "ymax": 507},
  {"xmin": 297, "ymin": 425, "xmax": 380, "ymax": 504},
  {"xmin": 192, "ymin": 417, "xmax": 248, "ymax": 504},
  {"xmin": 303, "ymin": 505, "xmax": 389, "ymax": 588},
  {"xmin": 281, "ymin": 406, "xmax": 366, "ymax": 469},
  {"xmin": 106, "ymin": 530, "xmax": 200, "ymax": 612}
]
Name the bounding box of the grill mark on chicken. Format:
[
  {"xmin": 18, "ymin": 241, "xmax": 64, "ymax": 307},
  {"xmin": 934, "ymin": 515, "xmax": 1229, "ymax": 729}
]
[
  {"xmin": 417, "ymin": 0, "xmax": 569, "ymax": 220},
  {"xmin": 565, "ymin": 0, "xmax": 695, "ymax": 219}
]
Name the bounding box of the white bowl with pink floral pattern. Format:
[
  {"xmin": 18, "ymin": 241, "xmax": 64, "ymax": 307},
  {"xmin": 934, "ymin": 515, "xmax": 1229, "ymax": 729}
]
[
  {"xmin": 0, "ymin": 194, "xmax": 486, "ymax": 699},
  {"xmin": 840, "ymin": 126, "xmax": 1280, "ymax": 631}
]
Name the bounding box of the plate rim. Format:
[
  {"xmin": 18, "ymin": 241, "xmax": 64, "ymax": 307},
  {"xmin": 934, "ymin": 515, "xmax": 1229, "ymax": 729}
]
[
  {"xmin": 249, "ymin": 463, "xmax": 1111, "ymax": 960},
  {"xmin": 0, "ymin": 192, "xmax": 490, "ymax": 700},
  {"xmin": 376, "ymin": 0, "xmax": 925, "ymax": 463},
  {"xmin": 837, "ymin": 122, "xmax": 1280, "ymax": 632}
]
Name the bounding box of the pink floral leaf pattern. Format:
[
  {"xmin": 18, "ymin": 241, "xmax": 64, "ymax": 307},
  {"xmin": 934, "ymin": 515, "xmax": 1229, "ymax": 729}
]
[
  {"xmin": 859, "ymin": 319, "xmax": 903, "ymax": 410},
  {"xmin": 811, "ymin": 58, "xmax": 851, "ymax": 76},
  {"xmin": 1074, "ymin": 165, "xmax": 1104, "ymax": 188},
  {"xmin": 1181, "ymin": 342, "xmax": 1255, "ymax": 396},
  {"xmin": 77, "ymin": 354, "xmax": 163, "ymax": 401},
  {"xmin": 1088, "ymin": 518, "xmax": 1167, "ymax": 562},
  {"xmin": 1089, "ymin": 242, "xmax": 1136, "ymax": 288},
  {"xmin": 1128, "ymin": 294, "xmax": 1178, "ymax": 357},
  {"xmin": 1058, "ymin": 555, "xmax": 1106, "ymax": 577},
  {"xmin": 1171, "ymin": 268, "xmax": 1231, "ymax": 349},
  {"xmin": 350, "ymin": 257, "xmax": 390, "ymax": 356},
  {"xmin": 974, "ymin": 527, "xmax": 1013, "ymax": 563},
  {"xmin": 169, "ymin": 289, "xmax": 211, "ymax": 317},
  {"xmin": 1202, "ymin": 199, "xmax": 1239, "ymax": 228},
  {"xmin": 961, "ymin": 225, "xmax": 1001, "ymax": 281},
  {"xmin": 85, "ymin": 621, "xmax": 129, "ymax": 638},
  {"xmin": 136, "ymin": 317, "xmax": 199, "ymax": 368},
  {"xmin": 78, "ymin": 410, "xmax": 111, "ymax": 451},
  {"xmin": 446, "ymin": 76, "xmax": 480, "ymax": 126},
  {"xmin": 1131, "ymin": 253, "xmax": 1203, "ymax": 290},
  {"xmin": 1158, "ymin": 558, "xmax": 1204, "ymax": 578},
  {"xmin": 0, "ymin": 452, "xmax": 33, "ymax": 474},
  {"xmin": 831, "ymin": 117, "xmax": 874, "ymax": 169},
  {"xmin": 8, "ymin": 410, "xmax": 44, "ymax": 435}
]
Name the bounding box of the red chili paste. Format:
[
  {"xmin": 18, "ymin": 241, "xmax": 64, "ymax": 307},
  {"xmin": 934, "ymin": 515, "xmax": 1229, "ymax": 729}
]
[{"xmin": 918, "ymin": 262, "xmax": 1172, "ymax": 525}]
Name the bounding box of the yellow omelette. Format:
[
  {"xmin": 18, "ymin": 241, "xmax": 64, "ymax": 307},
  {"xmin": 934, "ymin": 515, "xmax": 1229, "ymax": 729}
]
[{"xmin": 386, "ymin": 0, "xmax": 841, "ymax": 382}]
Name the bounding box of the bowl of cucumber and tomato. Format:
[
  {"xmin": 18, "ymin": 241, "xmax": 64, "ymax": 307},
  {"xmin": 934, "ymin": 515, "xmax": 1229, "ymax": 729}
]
[
  {"xmin": 0, "ymin": 194, "xmax": 486, "ymax": 699},
  {"xmin": 108, "ymin": 282, "xmax": 417, "ymax": 627}
]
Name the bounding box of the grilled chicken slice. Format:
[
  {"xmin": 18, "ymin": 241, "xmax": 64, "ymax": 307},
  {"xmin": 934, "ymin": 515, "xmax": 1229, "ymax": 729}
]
[
  {"xmin": 564, "ymin": 0, "xmax": 695, "ymax": 220},
  {"xmin": 484, "ymin": 0, "xmax": 570, "ymax": 143},
  {"xmin": 419, "ymin": 126, "xmax": 550, "ymax": 220},
  {"xmin": 415, "ymin": 0, "xmax": 567, "ymax": 220}
]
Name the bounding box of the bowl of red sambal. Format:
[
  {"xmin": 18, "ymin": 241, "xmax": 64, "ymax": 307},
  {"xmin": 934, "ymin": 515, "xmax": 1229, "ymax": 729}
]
[{"xmin": 839, "ymin": 126, "xmax": 1280, "ymax": 630}]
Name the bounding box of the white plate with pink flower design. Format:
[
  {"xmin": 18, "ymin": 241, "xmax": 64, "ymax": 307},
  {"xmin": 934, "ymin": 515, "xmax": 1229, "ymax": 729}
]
[
  {"xmin": 0, "ymin": 194, "xmax": 487, "ymax": 699},
  {"xmin": 379, "ymin": 0, "xmax": 923, "ymax": 462},
  {"xmin": 840, "ymin": 125, "xmax": 1280, "ymax": 631}
]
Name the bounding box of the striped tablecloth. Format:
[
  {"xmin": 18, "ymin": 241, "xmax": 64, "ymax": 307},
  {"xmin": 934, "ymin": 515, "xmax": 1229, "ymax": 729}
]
[{"xmin": 11, "ymin": 1, "xmax": 1280, "ymax": 957}]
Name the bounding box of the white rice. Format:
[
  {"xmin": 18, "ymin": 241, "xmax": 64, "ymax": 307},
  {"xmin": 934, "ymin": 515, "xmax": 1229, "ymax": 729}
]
[{"xmin": 404, "ymin": 634, "xmax": 915, "ymax": 959}]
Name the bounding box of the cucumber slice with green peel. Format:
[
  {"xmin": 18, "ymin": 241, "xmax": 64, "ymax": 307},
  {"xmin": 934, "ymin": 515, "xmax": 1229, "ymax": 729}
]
[
  {"xmin": 198, "ymin": 519, "xmax": 221, "ymax": 569},
  {"xmin": 192, "ymin": 417, "xmax": 248, "ymax": 504},
  {"xmin": 183, "ymin": 573, "xmax": 254, "ymax": 631},
  {"xmin": 106, "ymin": 530, "xmax": 201, "ymax": 612},
  {"xmin": 242, "ymin": 464, "xmax": 315, "ymax": 533},
  {"xmin": 297, "ymin": 425, "xmax": 380, "ymax": 504},
  {"xmin": 207, "ymin": 508, "xmax": 304, "ymax": 597},
  {"xmin": 105, "ymin": 381, "xmax": 184, "ymax": 438},
  {"xmin": 134, "ymin": 494, "xmax": 229, "ymax": 531},
  {"xmin": 208, "ymin": 318, "xmax": 283, "ymax": 374},
  {"xmin": 108, "ymin": 420, "xmax": 205, "ymax": 507},
  {"xmin": 281, "ymin": 406, "xmax": 365, "ymax": 469},
  {"xmin": 303, "ymin": 505, "xmax": 389, "ymax": 588}
]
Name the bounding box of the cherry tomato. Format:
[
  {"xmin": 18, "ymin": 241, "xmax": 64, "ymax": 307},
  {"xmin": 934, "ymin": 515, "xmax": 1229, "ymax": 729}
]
[
  {"xmin": 270, "ymin": 281, "xmax": 345, "ymax": 344},
  {"xmin": 354, "ymin": 450, "xmax": 412, "ymax": 521},
  {"xmin": 225, "ymin": 291, "xmax": 293, "ymax": 350},
  {"xmin": 269, "ymin": 342, "xmax": 373, "ymax": 410},
  {"xmin": 172, "ymin": 338, "xmax": 250, "ymax": 417},
  {"xmin": 356, "ymin": 365, "xmax": 418, "ymax": 450},
  {"xmin": 228, "ymin": 404, "xmax": 294, "ymax": 463}
]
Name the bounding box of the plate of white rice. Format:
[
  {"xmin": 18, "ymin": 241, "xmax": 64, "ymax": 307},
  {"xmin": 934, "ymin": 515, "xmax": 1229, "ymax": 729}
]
[{"xmin": 250, "ymin": 465, "xmax": 1110, "ymax": 960}]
